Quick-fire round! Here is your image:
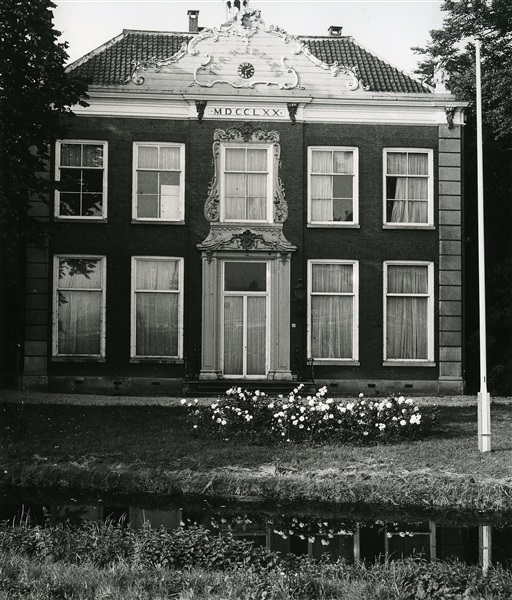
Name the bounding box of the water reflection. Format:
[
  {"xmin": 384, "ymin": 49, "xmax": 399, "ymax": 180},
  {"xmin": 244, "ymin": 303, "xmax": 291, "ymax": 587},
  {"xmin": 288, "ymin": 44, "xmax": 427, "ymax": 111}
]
[{"xmin": 1, "ymin": 490, "xmax": 511, "ymax": 568}]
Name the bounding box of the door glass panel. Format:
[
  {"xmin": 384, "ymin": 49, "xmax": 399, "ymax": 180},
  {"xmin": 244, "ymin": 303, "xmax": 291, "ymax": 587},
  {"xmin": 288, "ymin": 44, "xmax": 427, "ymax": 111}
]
[
  {"xmin": 246, "ymin": 297, "xmax": 266, "ymax": 375},
  {"xmin": 224, "ymin": 262, "xmax": 267, "ymax": 292},
  {"xmin": 224, "ymin": 296, "xmax": 243, "ymax": 375}
]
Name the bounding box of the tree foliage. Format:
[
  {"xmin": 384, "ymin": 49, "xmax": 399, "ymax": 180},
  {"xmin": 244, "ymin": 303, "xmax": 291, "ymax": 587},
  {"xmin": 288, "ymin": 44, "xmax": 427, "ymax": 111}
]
[
  {"xmin": 414, "ymin": 0, "xmax": 512, "ymax": 142},
  {"xmin": 0, "ymin": 0, "xmax": 89, "ymax": 252}
]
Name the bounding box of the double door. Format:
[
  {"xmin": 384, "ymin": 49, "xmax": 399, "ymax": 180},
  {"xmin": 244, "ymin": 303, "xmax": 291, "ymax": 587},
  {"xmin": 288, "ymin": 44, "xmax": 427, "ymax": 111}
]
[{"xmin": 222, "ymin": 260, "xmax": 268, "ymax": 378}]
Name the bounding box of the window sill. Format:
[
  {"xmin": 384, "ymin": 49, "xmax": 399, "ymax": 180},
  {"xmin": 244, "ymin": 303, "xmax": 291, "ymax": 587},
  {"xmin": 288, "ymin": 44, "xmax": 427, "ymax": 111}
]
[
  {"xmin": 383, "ymin": 361, "xmax": 436, "ymax": 367},
  {"xmin": 307, "ymin": 223, "xmax": 360, "ymax": 229},
  {"xmin": 130, "ymin": 358, "xmax": 184, "ymax": 364},
  {"xmin": 54, "ymin": 217, "xmax": 107, "ymax": 223},
  {"xmin": 52, "ymin": 356, "xmax": 106, "ymax": 363},
  {"xmin": 382, "ymin": 224, "xmax": 435, "ymax": 230},
  {"xmin": 310, "ymin": 360, "xmax": 360, "ymax": 366},
  {"xmin": 131, "ymin": 220, "xmax": 186, "ymax": 225}
]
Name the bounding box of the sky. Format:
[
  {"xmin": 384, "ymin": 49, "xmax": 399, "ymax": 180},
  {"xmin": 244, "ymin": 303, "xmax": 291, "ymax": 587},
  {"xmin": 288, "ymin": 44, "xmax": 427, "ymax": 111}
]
[{"xmin": 53, "ymin": 0, "xmax": 447, "ymax": 75}]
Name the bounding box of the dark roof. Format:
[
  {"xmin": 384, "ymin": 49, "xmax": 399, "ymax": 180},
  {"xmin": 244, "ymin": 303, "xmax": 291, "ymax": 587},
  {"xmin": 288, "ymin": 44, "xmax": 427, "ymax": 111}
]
[{"xmin": 68, "ymin": 30, "xmax": 429, "ymax": 94}]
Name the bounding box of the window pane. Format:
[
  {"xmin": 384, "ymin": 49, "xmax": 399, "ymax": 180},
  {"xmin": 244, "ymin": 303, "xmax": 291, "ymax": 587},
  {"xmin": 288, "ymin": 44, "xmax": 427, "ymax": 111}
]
[
  {"xmin": 387, "ymin": 153, "xmax": 408, "ymax": 175},
  {"xmin": 247, "ymin": 296, "xmax": 266, "ymax": 374},
  {"xmin": 311, "ymin": 151, "xmax": 332, "ymax": 174},
  {"xmin": 333, "ymin": 151, "xmax": 353, "ymax": 174},
  {"xmin": 333, "ymin": 175, "xmax": 353, "ymax": 199},
  {"xmin": 312, "ymin": 264, "xmax": 353, "ymax": 293},
  {"xmin": 60, "ymin": 144, "xmax": 81, "ymax": 167},
  {"xmin": 59, "ymin": 259, "xmax": 101, "ymax": 288},
  {"xmin": 408, "ymin": 153, "xmax": 428, "ymax": 175},
  {"xmin": 225, "ymin": 148, "xmax": 245, "ymax": 171},
  {"xmin": 137, "ymin": 195, "xmax": 159, "ymax": 218},
  {"xmin": 82, "ymin": 194, "xmax": 103, "ymax": 217},
  {"xmin": 138, "ymin": 146, "xmax": 158, "ymax": 169},
  {"xmin": 136, "ymin": 293, "xmax": 178, "ymax": 356},
  {"xmin": 59, "ymin": 193, "xmax": 81, "ymax": 216},
  {"xmin": 408, "ymin": 178, "xmax": 428, "ymax": 200},
  {"xmin": 387, "ymin": 297, "xmax": 428, "ymax": 359},
  {"xmin": 311, "ymin": 198, "xmax": 332, "ymax": 221},
  {"xmin": 333, "ymin": 198, "xmax": 353, "ymax": 222},
  {"xmin": 161, "ymin": 196, "xmax": 180, "ymax": 220},
  {"xmin": 159, "ymin": 146, "xmax": 180, "ymax": 170},
  {"xmin": 311, "ymin": 175, "xmax": 332, "ymax": 199},
  {"xmin": 388, "ymin": 266, "xmax": 428, "ymax": 294},
  {"xmin": 311, "ymin": 296, "xmax": 353, "ymax": 358},
  {"xmin": 224, "ymin": 296, "xmax": 243, "ymax": 374},
  {"xmin": 82, "ymin": 169, "xmax": 103, "ymax": 193},
  {"xmin": 58, "ymin": 291, "xmax": 101, "ymax": 354},
  {"xmin": 225, "ymin": 262, "xmax": 266, "ymax": 292},
  {"xmin": 160, "ymin": 170, "xmax": 180, "ymax": 190},
  {"xmin": 225, "ymin": 173, "xmax": 244, "ymax": 199},
  {"xmin": 136, "ymin": 260, "xmax": 179, "ymax": 291},
  {"xmin": 247, "ymin": 149, "xmax": 267, "ymax": 172},
  {"xmin": 138, "ymin": 171, "xmax": 158, "ymax": 195},
  {"xmin": 60, "ymin": 169, "xmax": 81, "ymax": 192},
  {"xmin": 83, "ymin": 145, "xmax": 103, "ymax": 168}
]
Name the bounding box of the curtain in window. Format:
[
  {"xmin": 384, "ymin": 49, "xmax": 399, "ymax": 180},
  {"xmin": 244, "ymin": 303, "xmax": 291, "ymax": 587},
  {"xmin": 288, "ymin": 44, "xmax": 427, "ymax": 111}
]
[
  {"xmin": 311, "ymin": 264, "xmax": 353, "ymax": 359},
  {"xmin": 225, "ymin": 148, "xmax": 267, "ymax": 220},
  {"xmin": 138, "ymin": 146, "xmax": 158, "ymax": 169},
  {"xmin": 311, "ymin": 175, "xmax": 332, "ymax": 221},
  {"xmin": 389, "ymin": 153, "xmax": 428, "ymax": 223},
  {"xmin": 247, "ymin": 297, "xmax": 266, "ymax": 374},
  {"xmin": 246, "ymin": 173, "xmax": 266, "ymax": 220},
  {"xmin": 61, "ymin": 144, "xmax": 81, "ymax": 167},
  {"xmin": 135, "ymin": 260, "xmax": 179, "ymax": 356},
  {"xmin": 387, "ymin": 265, "xmax": 428, "ymax": 359},
  {"xmin": 58, "ymin": 259, "xmax": 102, "ymax": 355},
  {"xmin": 224, "ymin": 297, "xmax": 243, "ymax": 374},
  {"xmin": 333, "ymin": 151, "xmax": 353, "ymax": 174}
]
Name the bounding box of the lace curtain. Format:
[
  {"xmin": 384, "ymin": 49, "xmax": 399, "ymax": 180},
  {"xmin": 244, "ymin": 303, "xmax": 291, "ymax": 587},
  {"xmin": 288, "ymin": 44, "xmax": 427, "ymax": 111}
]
[
  {"xmin": 311, "ymin": 264, "xmax": 354, "ymax": 359},
  {"xmin": 225, "ymin": 148, "xmax": 267, "ymax": 220},
  {"xmin": 58, "ymin": 259, "xmax": 102, "ymax": 355},
  {"xmin": 135, "ymin": 260, "xmax": 179, "ymax": 357},
  {"xmin": 386, "ymin": 265, "xmax": 428, "ymax": 359},
  {"xmin": 388, "ymin": 152, "xmax": 428, "ymax": 223},
  {"xmin": 311, "ymin": 150, "xmax": 353, "ymax": 222}
]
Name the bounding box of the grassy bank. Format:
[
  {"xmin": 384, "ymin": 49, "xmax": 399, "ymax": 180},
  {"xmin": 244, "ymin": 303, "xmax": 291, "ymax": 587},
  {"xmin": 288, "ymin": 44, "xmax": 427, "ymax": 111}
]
[
  {"xmin": 1, "ymin": 521, "xmax": 512, "ymax": 599},
  {"xmin": 1, "ymin": 399, "xmax": 512, "ymax": 511}
]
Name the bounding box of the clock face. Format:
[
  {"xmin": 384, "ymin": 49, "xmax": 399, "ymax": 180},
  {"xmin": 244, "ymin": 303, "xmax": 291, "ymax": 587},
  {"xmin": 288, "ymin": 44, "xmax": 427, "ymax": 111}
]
[{"xmin": 238, "ymin": 62, "xmax": 255, "ymax": 79}]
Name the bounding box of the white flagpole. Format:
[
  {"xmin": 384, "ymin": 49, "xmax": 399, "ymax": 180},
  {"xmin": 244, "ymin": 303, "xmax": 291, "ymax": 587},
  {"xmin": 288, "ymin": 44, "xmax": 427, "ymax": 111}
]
[{"xmin": 475, "ymin": 37, "xmax": 491, "ymax": 452}]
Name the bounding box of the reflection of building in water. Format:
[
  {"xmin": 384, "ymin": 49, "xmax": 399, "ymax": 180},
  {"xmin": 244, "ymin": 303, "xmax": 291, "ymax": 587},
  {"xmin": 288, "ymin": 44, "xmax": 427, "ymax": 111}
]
[{"xmin": 11, "ymin": 501, "xmax": 508, "ymax": 568}]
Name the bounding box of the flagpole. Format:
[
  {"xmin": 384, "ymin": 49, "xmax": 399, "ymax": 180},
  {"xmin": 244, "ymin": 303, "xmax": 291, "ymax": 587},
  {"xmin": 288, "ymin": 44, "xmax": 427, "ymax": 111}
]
[{"xmin": 475, "ymin": 37, "xmax": 491, "ymax": 452}]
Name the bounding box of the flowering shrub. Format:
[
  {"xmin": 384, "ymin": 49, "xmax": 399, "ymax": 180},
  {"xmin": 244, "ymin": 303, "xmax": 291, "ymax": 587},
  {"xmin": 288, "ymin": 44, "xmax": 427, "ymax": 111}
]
[{"xmin": 182, "ymin": 385, "xmax": 435, "ymax": 444}]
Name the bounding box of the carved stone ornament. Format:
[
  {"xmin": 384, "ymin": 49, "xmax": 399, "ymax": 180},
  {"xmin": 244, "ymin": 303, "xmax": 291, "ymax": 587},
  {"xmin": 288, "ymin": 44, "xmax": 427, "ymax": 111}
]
[
  {"xmin": 196, "ymin": 100, "xmax": 207, "ymax": 122},
  {"xmin": 121, "ymin": 42, "xmax": 188, "ymax": 85},
  {"xmin": 287, "ymin": 103, "xmax": 299, "ymax": 124},
  {"xmin": 198, "ymin": 224, "xmax": 296, "ymax": 256},
  {"xmin": 204, "ymin": 125, "xmax": 287, "ymax": 224},
  {"xmin": 445, "ymin": 106, "xmax": 455, "ymax": 129},
  {"xmin": 121, "ymin": 8, "xmax": 369, "ymax": 91}
]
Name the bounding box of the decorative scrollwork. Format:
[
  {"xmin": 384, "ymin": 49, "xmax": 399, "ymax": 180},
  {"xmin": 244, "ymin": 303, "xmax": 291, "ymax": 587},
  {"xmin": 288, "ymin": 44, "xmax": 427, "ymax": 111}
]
[
  {"xmin": 214, "ymin": 124, "xmax": 280, "ymax": 143},
  {"xmin": 121, "ymin": 42, "xmax": 188, "ymax": 85}
]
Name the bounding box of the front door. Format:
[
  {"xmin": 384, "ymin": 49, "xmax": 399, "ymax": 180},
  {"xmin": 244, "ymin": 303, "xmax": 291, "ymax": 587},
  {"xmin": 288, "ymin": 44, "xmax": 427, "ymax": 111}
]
[{"xmin": 222, "ymin": 260, "xmax": 268, "ymax": 378}]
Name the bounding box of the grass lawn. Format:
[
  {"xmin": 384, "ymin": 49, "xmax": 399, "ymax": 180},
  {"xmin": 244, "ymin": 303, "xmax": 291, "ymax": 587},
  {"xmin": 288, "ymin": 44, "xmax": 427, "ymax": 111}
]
[{"xmin": 1, "ymin": 397, "xmax": 512, "ymax": 512}]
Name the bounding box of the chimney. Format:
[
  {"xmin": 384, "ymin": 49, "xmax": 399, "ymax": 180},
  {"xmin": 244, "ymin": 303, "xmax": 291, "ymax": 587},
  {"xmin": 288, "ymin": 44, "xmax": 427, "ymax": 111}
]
[
  {"xmin": 328, "ymin": 25, "xmax": 343, "ymax": 36},
  {"xmin": 188, "ymin": 10, "xmax": 199, "ymax": 33}
]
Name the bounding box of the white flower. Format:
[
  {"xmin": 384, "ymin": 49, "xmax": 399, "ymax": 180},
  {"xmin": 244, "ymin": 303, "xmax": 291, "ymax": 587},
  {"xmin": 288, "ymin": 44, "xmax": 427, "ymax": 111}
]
[
  {"xmin": 359, "ymin": 393, "xmax": 364, "ymax": 398},
  {"xmin": 339, "ymin": 407, "xmax": 346, "ymax": 413},
  {"xmin": 308, "ymin": 399, "xmax": 315, "ymax": 406},
  {"xmin": 347, "ymin": 403, "xmax": 354, "ymax": 411},
  {"xmin": 299, "ymin": 424, "xmax": 304, "ymax": 429},
  {"xmin": 386, "ymin": 402, "xmax": 392, "ymax": 409},
  {"xmin": 221, "ymin": 419, "xmax": 227, "ymax": 426},
  {"xmin": 321, "ymin": 539, "xmax": 330, "ymax": 546},
  {"xmin": 400, "ymin": 419, "xmax": 407, "ymax": 426},
  {"xmin": 180, "ymin": 399, "xmax": 187, "ymax": 404},
  {"xmin": 299, "ymin": 415, "xmax": 305, "ymax": 422},
  {"xmin": 193, "ymin": 424, "xmax": 198, "ymax": 429}
]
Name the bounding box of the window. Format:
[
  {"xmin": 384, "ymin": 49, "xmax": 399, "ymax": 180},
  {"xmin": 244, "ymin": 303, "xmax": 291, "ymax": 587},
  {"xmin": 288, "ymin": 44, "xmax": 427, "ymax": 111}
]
[
  {"xmin": 308, "ymin": 261, "xmax": 359, "ymax": 362},
  {"xmin": 308, "ymin": 147, "xmax": 358, "ymax": 226},
  {"xmin": 221, "ymin": 144, "xmax": 272, "ymax": 222},
  {"xmin": 55, "ymin": 141, "xmax": 107, "ymax": 218},
  {"xmin": 131, "ymin": 257, "xmax": 183, "ymax": 359},
  {"xmin": 53, "ymin": 256, "xmax": 106, "ymax": 357},
  {"xmin": 384, "ymin": 262, "xmax": 434, "ymax": 363},
  {"xmin": 133, "ymin": 143, "xmax": 184, "ymax": 221},
  {"xmin": 384, "ymin": 149, "xmax": 433, "ymax": 226}
]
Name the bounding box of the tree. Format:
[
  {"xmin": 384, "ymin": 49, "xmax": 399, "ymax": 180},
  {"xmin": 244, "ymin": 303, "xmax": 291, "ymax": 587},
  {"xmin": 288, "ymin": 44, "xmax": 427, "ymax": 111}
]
[
  {"xmin": 0, "ymin": 0, "xmax": 89, "ymax": 386},
  {"xmin": 414, "ymin": 0, "xmax": 512, "ymax": 394}
]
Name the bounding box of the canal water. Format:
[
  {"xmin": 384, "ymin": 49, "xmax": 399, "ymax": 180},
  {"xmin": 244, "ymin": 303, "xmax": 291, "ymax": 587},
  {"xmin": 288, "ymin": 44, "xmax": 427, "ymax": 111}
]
[{"xmin": 1, "ymin": 487, "xmax": 511, "ymax": 568}]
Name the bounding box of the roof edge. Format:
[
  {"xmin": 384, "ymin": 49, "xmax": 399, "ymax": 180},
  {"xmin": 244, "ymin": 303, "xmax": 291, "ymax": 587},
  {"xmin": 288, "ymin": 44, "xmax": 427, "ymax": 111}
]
[{"xmin": 66, "ymin": 31, "xmax": 127, "ymax": 73}]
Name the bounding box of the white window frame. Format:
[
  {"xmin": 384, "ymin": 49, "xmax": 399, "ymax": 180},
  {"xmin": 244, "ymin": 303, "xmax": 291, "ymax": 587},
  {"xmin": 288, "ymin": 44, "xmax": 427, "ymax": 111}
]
[
  {"xmin": 383, "ymin": 260, "xmax": 435, "ymax": 365},
  {"xmin": 130, "ymin": 256, "xmax": 184, "ymax": 361},
  {"xmin": 383, "ymin": 148, "xmax": 434, "ymax": 228},
  {"xmin": 52, "ymin": 254, "xmax": 106, "ymax": 359},
  {"xmin": 307, "ymin": 259, "xmax": 359, "ymax": 364},
  {"xmin": 307, "ymin": 147, "xmax": 359, "ymax": 227},
  {"xmin": 220, "ymin": 143, "xmax": 273, "ymax": 224},
  {"xmin": 132, "ymin": 142, "xmax": 185, "ymax": 223},
  {"xmin": 55, "ymin": 140, "xmax": 108, "ymax": 220}
]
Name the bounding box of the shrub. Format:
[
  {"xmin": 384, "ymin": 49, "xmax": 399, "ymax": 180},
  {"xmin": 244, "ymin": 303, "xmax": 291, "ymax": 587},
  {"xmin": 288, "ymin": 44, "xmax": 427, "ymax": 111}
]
[{"xmin": 183, "ymin": 385, "xmax": 435, "ymax": 444}]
